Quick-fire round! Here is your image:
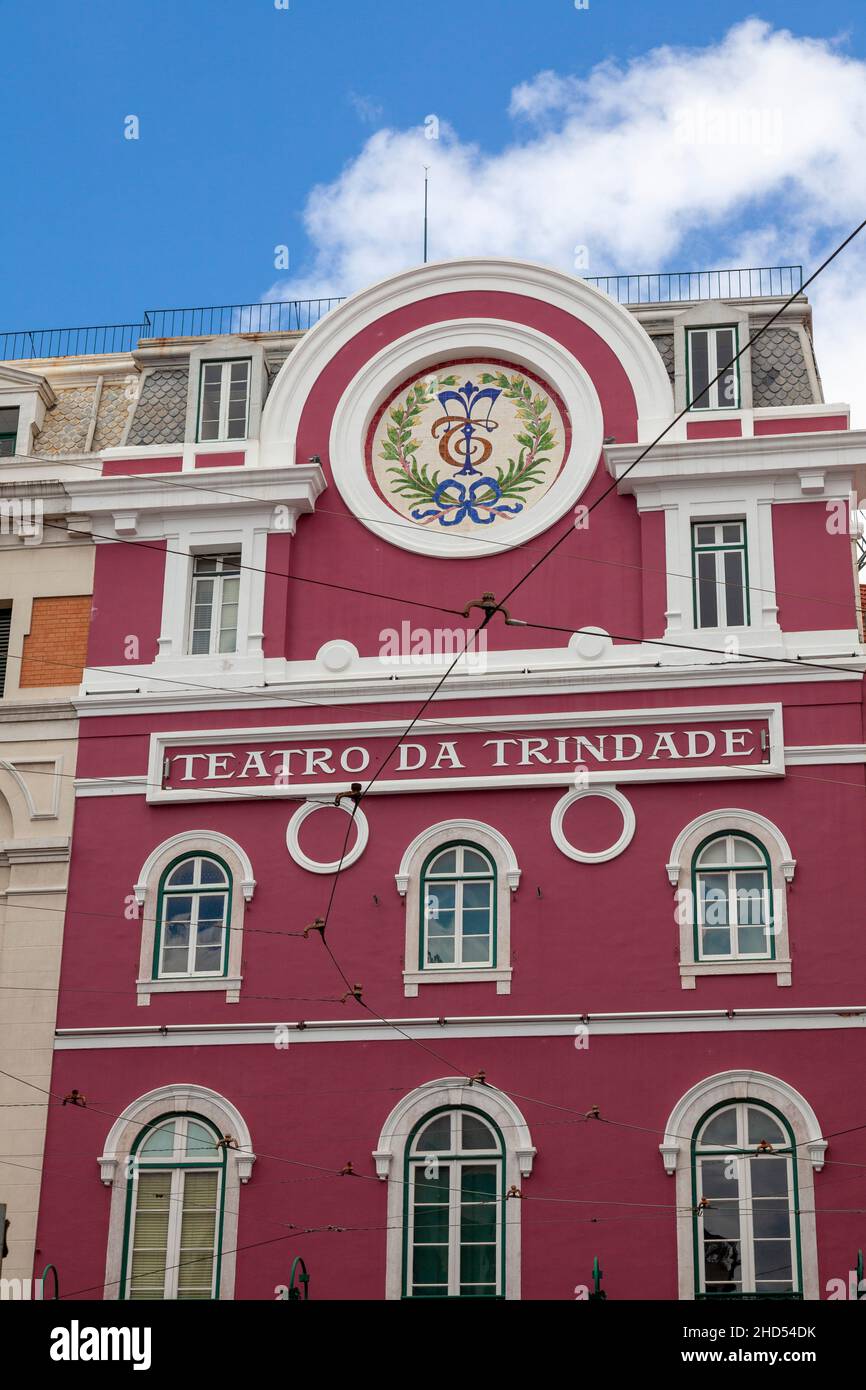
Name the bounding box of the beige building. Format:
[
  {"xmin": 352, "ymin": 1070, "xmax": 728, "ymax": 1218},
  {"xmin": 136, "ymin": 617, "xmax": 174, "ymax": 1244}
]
[{"xmin": 0, "ymin": 352, "xmax": 133, "ymax": 1280}]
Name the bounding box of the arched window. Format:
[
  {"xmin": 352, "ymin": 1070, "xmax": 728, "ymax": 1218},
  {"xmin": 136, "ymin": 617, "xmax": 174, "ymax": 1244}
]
[
  {"xmin": 99, "ymin": 1084, "xmax": 255, "ymax": 1301},
  {"xmin": 133, "ymin": 832, "xmax": 255, "ymax": 1004},
  {"xmin": 396, "ymin": 821, "xmax": 521, "ymax": 996},
  {"xmin": 374, "ymin": 1078, "xmax": 535, "ymax": 1300},
  {"xmin": 421, "ymin": 844, "xmax": 496, "ymax": 972},
  {"xmin": 693, "ymin": 1102, "xmax": 799, "ymax": 1299},
  {"xmin": 155, "ymin": 855, "xmax": 231, "ymax": 979},
  {"xmin": 661, "ymin": 1070, "xmax": 825, "ymax": 1301},
  {"xmin": 694, "ymin": 833, "xmax": 773, "ymax": 963},
  {"xmin": 667, "ymin": 810, "xmax": 795, "ymax": 988},
  {"xmin": 406, "ymin": 1108, "xmax": 504, "ymax": 1299},
  {"xmin": 123, "ymin": 1114, "xmax": 226, "ymax": 1301}
]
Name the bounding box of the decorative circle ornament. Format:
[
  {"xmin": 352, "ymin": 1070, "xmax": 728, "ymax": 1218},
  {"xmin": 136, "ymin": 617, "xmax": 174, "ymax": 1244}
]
[
  {"xmin": 286, "ymin": 800, "xmax": 369, "ymax": 874},
  {"xmin": 550, "ymin": 786, "xmax": 635, "ymax": 864},
  {"xmin": 326, "ymin": 318, "xmax": 605, "ymax": 558},
  {"xmin": 368, "ymin": 360, "xmax": 570, "ymax": 535}
]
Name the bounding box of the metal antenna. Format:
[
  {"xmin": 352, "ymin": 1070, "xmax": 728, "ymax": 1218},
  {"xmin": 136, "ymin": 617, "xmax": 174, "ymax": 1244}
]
[{"xmin": 423, "ymin": 167, "xmax": 429, "ymax": 264}]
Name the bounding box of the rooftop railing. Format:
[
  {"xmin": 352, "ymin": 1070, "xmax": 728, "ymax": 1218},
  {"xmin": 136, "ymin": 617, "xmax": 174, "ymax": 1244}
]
[
  {"xmin": 0, "ymin": 267, "xmax": 804, "ymax": 360},
  {"xmin": 583, "ymin": 265, "xmax": 803, "ymax": 304}
]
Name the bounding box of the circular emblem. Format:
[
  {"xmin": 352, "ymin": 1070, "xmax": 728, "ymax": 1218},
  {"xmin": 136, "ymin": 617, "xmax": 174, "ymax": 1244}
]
[{"xmin": 367, "ymin": 360, "xmax": 571, "ymax": 536}]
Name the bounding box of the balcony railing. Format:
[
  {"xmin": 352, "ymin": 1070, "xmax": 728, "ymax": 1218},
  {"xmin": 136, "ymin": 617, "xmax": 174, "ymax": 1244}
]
[
  {"xmin": 0, "ymin": 267, "xmax": 804, "ymax": 361},
  {"xmin": 583, "ymin": 265, "xmax": 803, "ymax": 304}
]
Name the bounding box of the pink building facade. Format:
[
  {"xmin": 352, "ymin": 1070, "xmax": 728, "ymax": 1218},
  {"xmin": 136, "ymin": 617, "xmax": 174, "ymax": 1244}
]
[{"xmin": 35, "ymin": 260, "xmax": 866, "ymax": 1300}]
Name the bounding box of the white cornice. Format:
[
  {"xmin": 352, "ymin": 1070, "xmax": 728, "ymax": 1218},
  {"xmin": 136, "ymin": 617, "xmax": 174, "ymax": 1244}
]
[
  {"xmin": 0, "ymin": 363, "xmax": 56, "ymax": 407},
  {"xmin": 55, "ymin": 1005, "xmax": 866, "ymax": 1051}
]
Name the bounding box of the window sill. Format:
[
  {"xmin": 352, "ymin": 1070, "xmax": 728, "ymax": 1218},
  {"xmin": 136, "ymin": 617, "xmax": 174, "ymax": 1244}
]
[
  {"xmin": 680, "ymin": 959, "xmax": 791, "ymax": 989},
  {"xmin": 137, "ymin": 975, "xmax": 243, "ymax": 1005},
  {"xmin": 403, "ymin": 967, "xmax": 512, "ymax": 997}
]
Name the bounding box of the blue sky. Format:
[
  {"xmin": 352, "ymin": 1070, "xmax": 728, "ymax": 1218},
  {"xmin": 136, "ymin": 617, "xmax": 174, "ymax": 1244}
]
[{"xmin": 1, "ymin": 0, "xmax": 864, "ymax": 372}]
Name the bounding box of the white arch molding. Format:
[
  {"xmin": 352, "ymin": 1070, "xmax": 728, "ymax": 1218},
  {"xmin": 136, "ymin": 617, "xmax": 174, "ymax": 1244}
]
[
  {"xmin": 550, "ymin": 785, "xmax": 636, "ymax": 864},
  {"xmin": 99, "ymin": 1083, "xmax": 255, "ymax": 1302},
  {"xmin": 259, "ymin": 259, "xmax": 674, "ymax": 556},
  {"xmin": 373, "ymin": 1077, "xmax": 536, "ymax": 1301},
  {"xmin": 661, "ymin": 1069, "xmax": 825, "ymax": 1301},
  {"xmin": 286, "ymin": 798, "xmax": 369, "ymax": 874},
  {"xmin": 134, "ymin": 829, "xmax": 256, "ymax": 906}
]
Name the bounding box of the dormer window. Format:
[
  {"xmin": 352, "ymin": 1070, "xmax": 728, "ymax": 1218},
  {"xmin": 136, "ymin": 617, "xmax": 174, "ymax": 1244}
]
[
  {"xmin": 197, "ymin": 359, "xmax": 251, "ymax": 441},
  {"xmin": 687, "ymin": 327, "xmax": 739, "ymax": 410},
  {"xmin": 0, "ymin": 407, "xmax": 19, "ymax": 456}
]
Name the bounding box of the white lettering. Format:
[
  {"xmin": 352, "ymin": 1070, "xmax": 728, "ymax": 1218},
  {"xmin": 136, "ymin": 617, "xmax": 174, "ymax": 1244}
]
[
  {"xmin": 175, "ymin": 753, "xmax": 210, "ymax": 781},
  {"xmin": 723, "ymin": 728, "xmax": 754, "ymax": 758},
  {"xmin": 483, "ymin": 738, "xmax": 519, "ymax": 767},
  {"xmin": 397, "ymin": 742, "xmax": 427, "ymax": 771},
  {"xmin": 204, "ymin": 753, "xmax": 236, "ymax": 780},
  {"xmin": 520, "ymin": 738, "xmax": 552, "ymax": 765},
  {"xmin": 340, "ymin": 746, "xmax": 370, "ymax": 773},
  {"xmin": 304, "ymin": 747, "xmax": 335, "ymax": 776},
  {"xmin": 613, "ymin": 734, "xmax": 642, "ymax": 761},
  {"xmin": 649, "ymin": 732, "xmax": 682, "ymax": 760},
  {"xmin": 574, "ymin": 735, "xmax": 609, "ymax": 762},
  {"xmin": 240, "ymin": 750, "xmax": 268, "ymax": 778},
  {"xmin": 432, "ymin": 741, "xmax": 463, "ymax": 770},
  {"xmin": 686, "ymin": 730, "xmax": 716, "ymax": 759}
]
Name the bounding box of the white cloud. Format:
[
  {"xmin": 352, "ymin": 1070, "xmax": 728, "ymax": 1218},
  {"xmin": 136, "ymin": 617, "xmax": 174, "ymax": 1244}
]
[{"xmin": 265, "ymin": 19, "xmax": 866, "ymax": 420}]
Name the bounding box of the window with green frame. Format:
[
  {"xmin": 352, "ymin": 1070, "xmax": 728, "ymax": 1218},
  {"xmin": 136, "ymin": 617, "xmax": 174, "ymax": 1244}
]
[
  {"xmin": 687, "ymin": 326, "xmax": 739, "ymax": 409},
  {"xmin": 0, "ymin": 406, "xmax": 19, "ymax": 457},
  {"xmin": 692, "ymin": 832, "xmax": 774, "ymax": 963},
  {"xmin": 692, "ymin": 1101, "xmax": 802, "ymax": 1299},
  {"xmin": 403, "ymin": 1108, "xmax": 505, "ymax": 1298},
  {"xmin": 692, "ymin": 520, "xmax": 749, "ymax": 628},
  {"xmin": 420, "ymin": 842, "xmax": 496, "ymax": 972},
  {"xmin": 121, "ymin": 1113, "xmax": 226, "ymax": 1300},
  {"xmin": 153, "ymin": 854, "xmax": 232, "ymax": 980}
]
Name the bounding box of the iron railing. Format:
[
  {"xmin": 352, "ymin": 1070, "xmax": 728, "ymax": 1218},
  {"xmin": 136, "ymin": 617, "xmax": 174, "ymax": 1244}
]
[
  {"xmin": 583, "ymin": 265, "xmax": 803, "ymax": 304},
  {"xmin": 0, "ymin": 322, "xmax": 147, "ymax": 361},
  {"xmin": 0, "ymin": 267, "xmax": 804, "ymax": 361},
  {"xmin": 142, "ymin": 297, "xmax": 346, "ymax": 339}
]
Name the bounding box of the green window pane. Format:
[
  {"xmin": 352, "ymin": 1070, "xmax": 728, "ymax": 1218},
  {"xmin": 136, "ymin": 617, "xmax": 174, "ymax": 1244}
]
[
  {"xmin": 462, "ymin": 1165, "xmax": 497, "ymax": 1201},
  {"xmin": 412, "ymin": 1244, "xmax": 449, "ymax": 1286},
  {"xmin": 414, "ymin": 1163, "xmax": 450, "ymax": 1203},
  {"xmin": 459, "ymin": 1242, "xmax": 497, "ymax": 1285}
]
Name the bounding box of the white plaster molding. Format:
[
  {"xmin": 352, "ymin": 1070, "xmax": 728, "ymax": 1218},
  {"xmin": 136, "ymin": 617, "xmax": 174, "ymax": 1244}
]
[
  {"xmin": 550, "ymin": 785, "xmax": 636, "ymax": 864},
  {"xmin": 666, "ymin": 808, "xmax": 795, "ymax": 886},
  {"xmin": 374, "ymin": 1076, "xmax": 535, "ymax": 1300},
  {"xmin": 134, "ymin": 830, "xmax": 256, "ymax": 906},
  {"xmin": 286, "ymin": 799, "xmax": 369, "ymax": 873},
  {"xmin": 261, "ymin": 258, "xmax": 674, "ymax": 455},
  {"xmin": 662, "ymin": 1069, "xmax": 823, "ymax": 1300},
  {"xmin": 395, "ymin": 818, "xmax": 521, "ymax": 894}
]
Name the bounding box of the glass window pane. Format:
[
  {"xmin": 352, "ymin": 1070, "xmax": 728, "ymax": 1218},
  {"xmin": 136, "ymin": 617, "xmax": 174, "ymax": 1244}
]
[
  {"xmin": 427, "ymin": 849, "xmax": 457, "ymax": 875},
  {"xmin": 723, "ymin": 548, "xmax": 745, "ymax": 626},
  {"xmin": 689, "ymin": 331, "xmax": 711, "ymax": 407},
  {"xmin": 197, "ymin": 895, "xmax": 227, "ymax": 925},
  {"xmin": 722, "ymin": 522, "xmax": 743, "ymax": 544},
  {"xmin": 701, "ymin": 928, "xmax": 731, "ymax": 958},
  {"xmin": 426, "ymin": 936, "xmax": 455, "ymax": 965},
  {"xmin": 701, "ymin": 1203, "xmax": 742, "ymax": 1240},
  {"xmin": 698, "ymin": 838, "xmax": 730, "ymax": 866},
  {"xmin": 750, "ymin": 1156, "xmax": 790, "ymax": 1197},
  {"xmin": 752, "ymin": 1200, "xmax": 791, "ymax": 1239},
  {"xmin": 414, "ymin": 1116, "xmax": 452, "ymax": 1153},
  {"xmin": 167, "ymin": 860, "xmax": 196, "ymax": 886},
  {"xmin": 735, "ymin": 874, "xmax": 766, "ymax": 925},
  {"xmin": 140, "ymin": 1122, "xmax": 176, "ymax": 1156},
  {"xmin": 700, "ymin": 1111, "xmax": 738, "ymax": 1147},
  {"xmin": 695, "ymin": 524, "xmax": 717, "ymax": 546},
  {"xmin": 186, "ymin": 1122, "xmax": 217, "ymax": 1156},
  {"xmin": 753, "ymin": 1242, "xmax": 792, "ymax": 1283},
  {"xmin": 737, "ymin": 926, "xmax": 768, "ymax": 956},
  {"xmin": 747, "ymin": 1109, "xmax": 786, "ymax": 1146},
  {"xmin": 699, "ymin": 1157, "xmax": 739, "ymax": 1196},
  {"xmin": 716, "ymin": 329, "xmax": 738, "ymax": 407},
  {"xmin": 461, "ymin": 1114, "xmax": 497, "ymax": 1150},
  {"xmin": 462, "ymin": 882, "xmax": 491, "ymax": 911},
  {"xmin": 696, "ymin": 551, "xmax": 718, "ymax": 627},
  {"xmin": 461, "ymin": 935, "xmax": 491, "ymax": 963},
  {"xmin": 462, "ymin": 849, "xmax": 490, "ymax": 873},
  {"xmin": 199, "ymin": 859, "xmax": 227, "ymax": 885},
  {"xmin": 731, "ymin": 838, "xmax": 762, "ymax": 863},
  {"xmin": 160, "ymin": 947, "xmax": 189, "ymax": 975},
  {"xmin": 700, "ymin": 875, "xmax": 729, "ymax": 926},
  {"xmin": 194, "ymin": 945, "xmax": 222, "ymax": 973}
]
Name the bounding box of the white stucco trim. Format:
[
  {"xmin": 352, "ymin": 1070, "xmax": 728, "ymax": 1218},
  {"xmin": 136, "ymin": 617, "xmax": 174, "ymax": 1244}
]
[
  {"xmin": 550, "ymin": 785, "xmax": 635, "ymax": 863},
  {"xmin": 260, "ymin": 258, "xmax": 674, "ymax": 457},
  {"xmin": 373, "ymin": 1077, "xmax": 535, "ymax": 1300},
  {"xmin": 667, "ymin": 809, "xmax": 795, "ymax": 989},
  {"xmin": 285, "ymin": 798, "xmax": 369, "ymax": 873},
  {"xmin": 133, "ymin": 830, "xmax": 255, "ymax": 1005},
  {"xmin": 395, "ymin": 819, "xmax": 520, "ymax": 996},
  {"xmin": 660, "ymin": 1069, "xmax": 824, "ymax": 1301},
  {"xmin": 99, "ymin": 1082, "xmax": 255, "ymax": 1302}
]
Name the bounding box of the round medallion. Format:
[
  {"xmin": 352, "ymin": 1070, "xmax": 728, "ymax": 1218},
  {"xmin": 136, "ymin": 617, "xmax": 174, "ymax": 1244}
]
[{"xmin": 367, "ymin": 360, "xmax": 570, "ymax": 537}]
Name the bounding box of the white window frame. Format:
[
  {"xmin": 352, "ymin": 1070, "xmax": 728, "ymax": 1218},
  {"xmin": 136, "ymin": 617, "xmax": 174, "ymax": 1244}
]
[
  {"xmin": 188, "ymin": 552, "xmax": 242, "ymax": 656},
  {"xmin": 133, "ymin": 831, "xmax": 256, "ymax": 1004},
  {"xmin": 660, "ymin": 1071, "xmax": 825, "ymax": 1301},
  {"xmin": 694, "ymin": 833, "xmax": 772, "ymax": 963},
  {"xmin": 692, "ymin": 519, "xmax": 750, "ymax": 629},
  {"xmin": 373, "ymin": 1077, "xmax": 535, "ymax": 1301},
  {"xmin": 125, "ymin": 1116, "xmax": 223, "ymax": 1301},
  {"xmin": 99, "ymin": 1084, "xmax": 255, "ymax": 1302},
  {"xmin": 668, "ymin": 809, "xmax": 795, "ymax": 989},
  {"xmin": 687, "ymin": 325, "xmax": 740, "ymax": 410},
  {"xmin": 396, "ymin": 820, "xmax": 520, "ymax": 996},
  {"xmin": 197, "ymin": 358, "xmax": 251, "ymax": 442},
  {"xmin": 156, "ymin": 854, "xmax": 231, "ymax": 980},
  {"xmin": 422, "ymin": 844, "xmax": 496, "ymax": 972}
]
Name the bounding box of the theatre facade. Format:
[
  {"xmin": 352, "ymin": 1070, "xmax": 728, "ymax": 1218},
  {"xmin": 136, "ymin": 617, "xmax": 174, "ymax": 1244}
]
[{"xmin": 34, "ymin": 259, "xmax": 866, "ymax": 1300}]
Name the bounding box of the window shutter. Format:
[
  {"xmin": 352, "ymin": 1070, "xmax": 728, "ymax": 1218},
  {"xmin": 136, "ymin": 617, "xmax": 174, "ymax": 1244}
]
[
  {"xmin": 129, "ymin": 1172, "xmax": 170, "ymax": 1300},
  {"xmin": 0, "ymin": 608, "xmax": 11, "ymax": 697},
  {"xmin": 177, "ymin": 1170, "xmax": 219, "ymax": 1298}
]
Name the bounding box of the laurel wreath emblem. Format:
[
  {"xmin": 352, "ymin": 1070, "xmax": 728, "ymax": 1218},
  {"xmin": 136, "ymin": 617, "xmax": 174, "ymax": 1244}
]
[{"xmin": 378, "ymin": 370, "xmax": 558, "ymax": 526}]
